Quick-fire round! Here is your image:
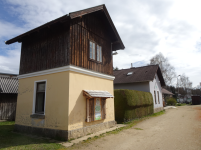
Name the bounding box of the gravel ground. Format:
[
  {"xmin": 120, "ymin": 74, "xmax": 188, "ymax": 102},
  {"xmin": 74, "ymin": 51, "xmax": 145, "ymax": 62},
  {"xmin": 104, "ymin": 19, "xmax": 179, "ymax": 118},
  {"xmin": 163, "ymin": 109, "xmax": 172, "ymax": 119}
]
[{"xmin": 69, "ymin": 105, "xmax": 201, "ymax": 150}]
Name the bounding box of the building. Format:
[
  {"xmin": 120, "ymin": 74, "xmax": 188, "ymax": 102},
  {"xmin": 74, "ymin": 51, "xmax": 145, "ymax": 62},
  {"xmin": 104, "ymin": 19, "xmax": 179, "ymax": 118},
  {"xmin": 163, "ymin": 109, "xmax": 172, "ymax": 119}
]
[
  {"xmin": 113, "ymin": 65, "xmax": 165, "ymax": 113},
  {"xmin": 0, "ymin": 73, "xmax": 18, "ymax": 120},
  {"xmin": 5, "ymin": 5, "xmax": 125, "ymax": 140},
  {"xmin": 161, "ymin": 88, "xmax": 174, "ymax": 106}
]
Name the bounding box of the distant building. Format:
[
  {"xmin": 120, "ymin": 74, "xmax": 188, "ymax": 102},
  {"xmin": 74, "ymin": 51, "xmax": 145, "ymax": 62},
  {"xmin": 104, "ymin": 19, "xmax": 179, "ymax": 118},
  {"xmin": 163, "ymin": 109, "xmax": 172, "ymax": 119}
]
[
  {"xmin": 161, "ymin": 88, "xmax": 174, "ymax": 106},
  {"xmin": 114, "ymin": 65, "xmax": 166, "ymax": 113},
  {"xmin": 0, "ymin": 72, "xmax": 18, "ymax": 120}
]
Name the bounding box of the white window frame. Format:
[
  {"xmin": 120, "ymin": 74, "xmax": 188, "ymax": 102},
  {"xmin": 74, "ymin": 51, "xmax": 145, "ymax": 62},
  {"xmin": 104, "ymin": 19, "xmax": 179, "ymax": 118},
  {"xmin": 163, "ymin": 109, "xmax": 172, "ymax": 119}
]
[{"xmin": 32, "ymin": 80, "xmax": 47, "ymax": 115}]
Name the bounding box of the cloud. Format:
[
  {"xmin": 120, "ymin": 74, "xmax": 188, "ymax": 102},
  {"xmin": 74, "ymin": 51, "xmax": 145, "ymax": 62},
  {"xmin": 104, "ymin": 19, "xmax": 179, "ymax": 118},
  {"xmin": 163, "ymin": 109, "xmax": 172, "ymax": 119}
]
[
  {"xmin": 1, "ymin": 0, "xmax": 201, "ymax": 86},
  {"xmin": 0, "ymin": 49, "xmax": 20, "ymax": 74},
  {"xmin": 0, "ymin": 20, "xmax": 25, "ymax": 39}
]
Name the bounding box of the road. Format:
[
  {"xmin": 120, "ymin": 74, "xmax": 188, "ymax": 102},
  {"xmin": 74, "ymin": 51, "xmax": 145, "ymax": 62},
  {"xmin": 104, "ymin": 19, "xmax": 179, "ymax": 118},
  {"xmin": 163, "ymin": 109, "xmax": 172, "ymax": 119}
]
[{"xmin": 70, "ymin": 105, "xmax": 201, "ymax": 150}]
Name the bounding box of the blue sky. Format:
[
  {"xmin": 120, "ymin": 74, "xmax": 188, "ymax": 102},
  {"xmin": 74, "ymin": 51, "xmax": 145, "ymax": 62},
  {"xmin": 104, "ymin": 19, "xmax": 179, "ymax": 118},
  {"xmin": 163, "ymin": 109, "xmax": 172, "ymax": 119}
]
[{"xmin": 0, "ymin": 0, "xmax": 201, "ymax": 87}]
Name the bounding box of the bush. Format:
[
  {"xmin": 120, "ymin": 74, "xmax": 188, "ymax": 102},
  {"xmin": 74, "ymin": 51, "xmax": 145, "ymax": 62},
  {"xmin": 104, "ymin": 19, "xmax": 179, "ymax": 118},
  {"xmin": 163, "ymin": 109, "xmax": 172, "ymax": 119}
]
[
  {"xmin": 114, "ymin": 89, "xmax": 153, "ymax": 123},
  {"xmin": 167, "ymin": 98, "xmax": 177, "ymax": 106}
]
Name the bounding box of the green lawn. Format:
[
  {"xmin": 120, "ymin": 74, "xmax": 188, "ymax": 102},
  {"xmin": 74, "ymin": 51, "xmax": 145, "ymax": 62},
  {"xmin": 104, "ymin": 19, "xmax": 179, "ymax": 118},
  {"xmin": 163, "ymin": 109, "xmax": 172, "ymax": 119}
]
[
  {"xmin": 0, "ymin": 121, "xmax": 65, "ymax": 150},
  {"xmin": 0, "ymin": 111, "xmax": 165, "ymax": 150}
]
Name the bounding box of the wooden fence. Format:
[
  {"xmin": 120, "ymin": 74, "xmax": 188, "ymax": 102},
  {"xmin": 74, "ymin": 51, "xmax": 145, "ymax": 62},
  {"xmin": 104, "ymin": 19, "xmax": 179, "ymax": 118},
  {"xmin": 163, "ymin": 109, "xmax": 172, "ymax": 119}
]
[{"xmin": 0, "ymin": 93, "xmax": 17, "ymax": 121}]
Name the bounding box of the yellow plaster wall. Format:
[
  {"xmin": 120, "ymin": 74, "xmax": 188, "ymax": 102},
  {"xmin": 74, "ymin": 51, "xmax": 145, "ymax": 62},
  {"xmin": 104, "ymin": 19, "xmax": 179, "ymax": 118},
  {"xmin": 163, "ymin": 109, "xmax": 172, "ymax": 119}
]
[
  {"xmin": 68, "ymin": 71, "xmax": 115, "ymax": 130},
  {"xmin": 15, "ymin": 71, "xmax": 70, "ymax": 130}
]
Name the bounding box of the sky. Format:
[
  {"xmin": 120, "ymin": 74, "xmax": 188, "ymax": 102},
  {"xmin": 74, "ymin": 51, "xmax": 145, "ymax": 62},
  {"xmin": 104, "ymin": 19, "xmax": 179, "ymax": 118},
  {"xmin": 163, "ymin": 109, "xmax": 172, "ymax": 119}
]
[{"xmin": 0, "ymin": 0, "xmax": 201, "ymax": 87}]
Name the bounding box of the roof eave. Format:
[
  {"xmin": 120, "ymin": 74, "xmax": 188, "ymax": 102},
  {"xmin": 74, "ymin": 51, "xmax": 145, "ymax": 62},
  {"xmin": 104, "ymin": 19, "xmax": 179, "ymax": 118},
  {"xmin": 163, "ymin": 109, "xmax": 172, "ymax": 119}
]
[
  {"xmin": 5, "ymin": 4, "xmax": 125, "ymax": 49},
  {"xmin": 5, "ymin": 15, "xmax": 70, "ymax": 45}
]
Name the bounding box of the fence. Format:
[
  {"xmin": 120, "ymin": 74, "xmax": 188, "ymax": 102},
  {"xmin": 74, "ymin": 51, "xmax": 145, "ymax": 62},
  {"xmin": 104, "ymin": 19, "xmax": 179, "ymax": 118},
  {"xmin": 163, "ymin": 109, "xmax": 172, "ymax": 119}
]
[{"xmin": 0, "ymin": 93, "xmax": 17, "ymax": 120}]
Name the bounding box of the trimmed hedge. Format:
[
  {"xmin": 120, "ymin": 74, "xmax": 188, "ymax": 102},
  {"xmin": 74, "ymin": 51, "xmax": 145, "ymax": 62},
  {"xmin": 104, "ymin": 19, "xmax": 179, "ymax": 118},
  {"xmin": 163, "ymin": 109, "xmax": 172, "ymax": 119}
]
[
  {"xmin": 167, "ymin": 97, "xmax": 177, "ymax": 106},
  {"xmin": 114, "ymin": 89, "xmax": 154, "ymax": 123}
]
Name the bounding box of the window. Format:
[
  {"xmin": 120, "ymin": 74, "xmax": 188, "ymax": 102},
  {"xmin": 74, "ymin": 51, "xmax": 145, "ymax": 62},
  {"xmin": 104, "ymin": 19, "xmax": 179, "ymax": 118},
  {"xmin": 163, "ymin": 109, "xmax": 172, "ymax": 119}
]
[
  {"xmin": 127, "ymin": 72, "xmax": 133, "ymax": 75},
  {"xmin": 86, "ymin": 98, "xmax": 106, "ymax": 122},
  {"xmin": 89, "ymin": 41, "xmax": 102, "ymax": 62},
  {"xmin": 157, "ymin": 91, "xmax": 160, "ymax": 104},
  {"xmin": 154, "ymin": 91, "xmax": 157, "ymax": 104},
  {"xmin": 35, "ymin": 82, "xmax": 46, "ymax": 114},
  {"xmin": 90, "ymin": 41, "xmax": 95, "ymax": 60},
  {"xmin": 97, "ymin": 45, "xmax": 102, "ymax": 62}
]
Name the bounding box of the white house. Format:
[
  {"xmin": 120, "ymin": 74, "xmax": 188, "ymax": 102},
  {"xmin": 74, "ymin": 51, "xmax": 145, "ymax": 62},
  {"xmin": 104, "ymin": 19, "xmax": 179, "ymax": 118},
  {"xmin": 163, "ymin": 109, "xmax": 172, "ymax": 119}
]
[{"xmin": 113, "ymin": 65, "xmax": 166, "ymax": 113}]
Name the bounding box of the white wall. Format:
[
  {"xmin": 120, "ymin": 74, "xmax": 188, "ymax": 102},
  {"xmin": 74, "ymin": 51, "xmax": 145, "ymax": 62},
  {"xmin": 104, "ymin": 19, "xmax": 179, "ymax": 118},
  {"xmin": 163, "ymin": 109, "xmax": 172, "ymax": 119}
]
[
  {"xmin": 149, "ymin": 74, "xmax": 163, "ymax": 109},
  {"xmin": 114, "ymin": 82, "xmax": 150, "ymax": 92}
]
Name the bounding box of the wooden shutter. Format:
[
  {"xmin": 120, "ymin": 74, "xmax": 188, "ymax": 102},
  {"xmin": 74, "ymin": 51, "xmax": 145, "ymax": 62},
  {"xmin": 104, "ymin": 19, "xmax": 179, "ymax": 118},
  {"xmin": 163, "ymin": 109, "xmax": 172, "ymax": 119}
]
[
  {"xmin": 86, "ymin": 98, "xmax": 94, "ymax": 122},
  {"xmin": 101, "ymin": 98, "xmax": 106, "ymax": 119}
]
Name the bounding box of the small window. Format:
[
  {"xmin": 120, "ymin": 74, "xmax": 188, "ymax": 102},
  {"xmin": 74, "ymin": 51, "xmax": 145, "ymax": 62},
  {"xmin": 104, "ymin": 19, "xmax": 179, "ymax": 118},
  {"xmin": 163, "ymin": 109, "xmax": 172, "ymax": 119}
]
[
  {"xmin": 35, "ymin": 82, "xmax": 46, "ymax": 114},
  {"xmin": 97, "ymin": 45, "xmax": 102, "ymax": 62},
  {"xmin": 127, "ymin": 72, "xmax": 133, "ymax": 75},
  {"xmin": 90, "ymin": 41, "xmax": 95, "ymax": 60},
  {"xmin": 89, "ymin": 41, "xmax": 102, "ymax": 62},
  {"xmin": 86, "ymin": 98, "xmax": 106, "ymax": 122},
  {"xmin": 154, "ymin": 91, "xmax": 157, "ymax": 104},
  {"xmin": 157, "ymin": 91, "xmax": 160, "ymax": 104}
]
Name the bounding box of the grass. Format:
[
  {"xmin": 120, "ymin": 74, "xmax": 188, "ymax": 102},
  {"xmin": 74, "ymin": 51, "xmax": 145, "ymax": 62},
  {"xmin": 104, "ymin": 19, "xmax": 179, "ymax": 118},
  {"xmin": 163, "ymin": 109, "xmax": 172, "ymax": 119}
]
[
  {"xmin": 176, "ymin": 103, "xmax": 186, "ymax": 106},
  {"xmin": 134, "ymin": 128, "xmax": 143, "ymax": 130},
  {"xmin": 0, "ymin": 121, "xmax": 65, "ymax": 150},
  {"xmin": 0, "ymin": 110, "xmax": 165, "ymax": 150}
]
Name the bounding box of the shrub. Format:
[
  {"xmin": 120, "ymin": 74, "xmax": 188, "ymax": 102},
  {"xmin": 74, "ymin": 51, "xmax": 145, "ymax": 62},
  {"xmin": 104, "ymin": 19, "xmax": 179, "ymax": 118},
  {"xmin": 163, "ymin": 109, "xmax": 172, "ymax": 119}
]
[
  {"xmin": 167, "ymin": 98, "xmax": 177, "ymax": 106},
  {"xmin": 114, "ymin": 89, "xmax": 153, "ymax": 123}
]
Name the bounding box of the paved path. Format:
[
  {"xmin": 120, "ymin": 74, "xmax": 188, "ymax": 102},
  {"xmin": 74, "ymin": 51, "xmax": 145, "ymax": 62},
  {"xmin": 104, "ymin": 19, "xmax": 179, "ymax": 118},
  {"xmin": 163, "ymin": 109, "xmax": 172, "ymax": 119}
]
[{"xmin": 68, "ymin": 105, "xmax": 201, "ymax": 150}]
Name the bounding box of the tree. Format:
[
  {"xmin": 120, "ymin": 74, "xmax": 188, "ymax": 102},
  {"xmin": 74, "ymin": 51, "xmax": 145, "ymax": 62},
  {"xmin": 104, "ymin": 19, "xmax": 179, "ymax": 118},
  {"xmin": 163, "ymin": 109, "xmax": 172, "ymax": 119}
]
[
  {"xmin": 149, "ymin": 52, "xmax": 176, "ymax": 85},
  {"xmin": 113, "ymin": 67, "xmax": 119, "ymax": 70}
]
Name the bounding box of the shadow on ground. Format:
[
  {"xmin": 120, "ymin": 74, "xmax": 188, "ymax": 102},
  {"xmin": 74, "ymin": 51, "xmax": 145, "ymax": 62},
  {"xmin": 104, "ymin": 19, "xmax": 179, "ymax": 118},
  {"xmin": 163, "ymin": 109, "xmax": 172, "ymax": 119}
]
[{"xmin": 0, "ymin": 121, "xmax": 64, "ymax": 150}]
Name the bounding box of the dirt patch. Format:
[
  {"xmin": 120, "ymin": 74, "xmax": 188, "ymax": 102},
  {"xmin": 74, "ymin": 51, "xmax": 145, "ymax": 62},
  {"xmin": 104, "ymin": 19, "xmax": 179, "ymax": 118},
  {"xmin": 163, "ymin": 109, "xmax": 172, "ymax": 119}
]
[
  {"xmin": 67, "ymin": 105, "xmax": 201, "ymax": 150},
  {"xmin": 193, "ymin": 106, "xmax": 201, "ymax": 121}
]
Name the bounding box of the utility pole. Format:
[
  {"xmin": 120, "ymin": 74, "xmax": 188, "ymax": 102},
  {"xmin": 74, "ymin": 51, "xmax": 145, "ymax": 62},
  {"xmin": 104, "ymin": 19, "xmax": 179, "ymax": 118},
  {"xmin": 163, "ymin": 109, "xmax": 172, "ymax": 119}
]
[{"xmin": 177, "ymin": 75, "xmax": 181, "ymax": 103}]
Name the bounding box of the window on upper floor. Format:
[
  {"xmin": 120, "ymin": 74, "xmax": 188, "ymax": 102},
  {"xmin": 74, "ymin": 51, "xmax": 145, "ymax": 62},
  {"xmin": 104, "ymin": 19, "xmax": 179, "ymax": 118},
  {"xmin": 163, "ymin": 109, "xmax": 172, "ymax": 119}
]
[
  {"xmin": 97, "ymin": 45, "xmax": 102, "ymax": 62},
  {"xmin": 89, "ymin": 41, "xmax": 102, "ymax": 62}
]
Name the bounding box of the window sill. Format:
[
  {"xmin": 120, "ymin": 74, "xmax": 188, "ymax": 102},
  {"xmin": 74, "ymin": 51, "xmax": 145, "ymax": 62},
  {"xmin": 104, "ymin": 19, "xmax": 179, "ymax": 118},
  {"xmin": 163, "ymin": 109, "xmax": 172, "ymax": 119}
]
[
  {"xmin": 30, "ymin": 114, "xmax": 45, "ymax": 119},
  {"xmin": 89, "ymin": 59, "xmax": 103, "ymax": 64}
]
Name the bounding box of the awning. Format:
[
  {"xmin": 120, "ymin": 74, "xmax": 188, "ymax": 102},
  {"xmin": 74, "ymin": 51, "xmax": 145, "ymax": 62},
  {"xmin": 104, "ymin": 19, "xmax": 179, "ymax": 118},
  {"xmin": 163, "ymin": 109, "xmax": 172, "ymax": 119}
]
[
  {"xmin": 83, "ymin": 90, "xmax": 114, "ymax": 98},
  {"xmin": 162, "ymin": 88, "xmax": 174, "ymax": 95}
]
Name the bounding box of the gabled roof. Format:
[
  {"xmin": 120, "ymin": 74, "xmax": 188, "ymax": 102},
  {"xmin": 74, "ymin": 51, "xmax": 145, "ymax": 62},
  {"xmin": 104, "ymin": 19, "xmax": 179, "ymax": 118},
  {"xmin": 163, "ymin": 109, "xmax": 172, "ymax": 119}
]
[
  {"xmin": 162, "ymin": 88, "xmax": 174, "ymax": 95},
  {"xmin": 5, "ymin": 4, "xmax": 124, "ymax": 51},
  {"xmin": 0, "ymin": 77, "xmax": 19, "ymax": 94},
  {"xmin": 113, "ymin": 65, "xmax": 166, "ymax": 86}
]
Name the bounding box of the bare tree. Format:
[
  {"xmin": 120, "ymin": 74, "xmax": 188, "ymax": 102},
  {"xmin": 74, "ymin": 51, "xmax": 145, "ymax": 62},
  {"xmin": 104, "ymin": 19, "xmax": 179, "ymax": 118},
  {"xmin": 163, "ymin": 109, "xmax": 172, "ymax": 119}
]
[
  {"xmin": 149, "ymin": 52, "xmax": 176, "ymax": 85},
  {"xmin": 180, "ymin": 74, "xmax": 192, "ymax": 90}
]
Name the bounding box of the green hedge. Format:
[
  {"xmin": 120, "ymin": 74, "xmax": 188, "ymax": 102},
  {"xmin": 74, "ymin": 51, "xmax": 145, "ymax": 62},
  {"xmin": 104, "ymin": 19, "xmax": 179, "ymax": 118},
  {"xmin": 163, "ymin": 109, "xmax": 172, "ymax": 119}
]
[{"xmin": 114, "ymin": 89, "xmax": 154, "ymax": 123}]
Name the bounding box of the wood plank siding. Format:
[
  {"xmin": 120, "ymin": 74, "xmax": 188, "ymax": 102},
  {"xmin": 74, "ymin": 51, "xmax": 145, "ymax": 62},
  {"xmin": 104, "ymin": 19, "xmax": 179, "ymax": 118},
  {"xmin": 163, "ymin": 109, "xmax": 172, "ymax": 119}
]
[
  {"xmin": 0, "ymin": 93, "xmax": 17, "ymax": 121},
  {"xmin": 19, "ymin": 23, "xmax": 70, "ymax": 75},
  {"xmin": 19, "ymin": 12, "xmax": 113, "ymax": 75},
  {"xmin": 70, "ymin": 13, "xmax": 113, "ymax": 75}
]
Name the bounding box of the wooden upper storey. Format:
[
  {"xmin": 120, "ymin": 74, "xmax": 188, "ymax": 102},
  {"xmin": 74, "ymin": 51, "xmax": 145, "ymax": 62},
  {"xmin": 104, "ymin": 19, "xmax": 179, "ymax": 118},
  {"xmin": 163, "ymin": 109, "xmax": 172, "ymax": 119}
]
[{"xmin": 5, "ymin": 5, "xmax": 125, "ymax": 75}]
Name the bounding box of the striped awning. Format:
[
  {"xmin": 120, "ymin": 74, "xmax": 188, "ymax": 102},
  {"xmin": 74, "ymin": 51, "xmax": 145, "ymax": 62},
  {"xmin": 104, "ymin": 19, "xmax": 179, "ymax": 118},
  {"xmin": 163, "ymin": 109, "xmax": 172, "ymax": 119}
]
[{"xmin": 83, "ymin": 90, "xmax": 114, "ymax": 98}]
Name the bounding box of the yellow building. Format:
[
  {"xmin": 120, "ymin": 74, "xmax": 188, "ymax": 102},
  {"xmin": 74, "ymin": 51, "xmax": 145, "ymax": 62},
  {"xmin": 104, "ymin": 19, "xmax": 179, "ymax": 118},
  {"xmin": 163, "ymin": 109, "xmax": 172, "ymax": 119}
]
[{"xmin": 5, "ymin": 5, "xmax": 125, "ymax": 140}]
